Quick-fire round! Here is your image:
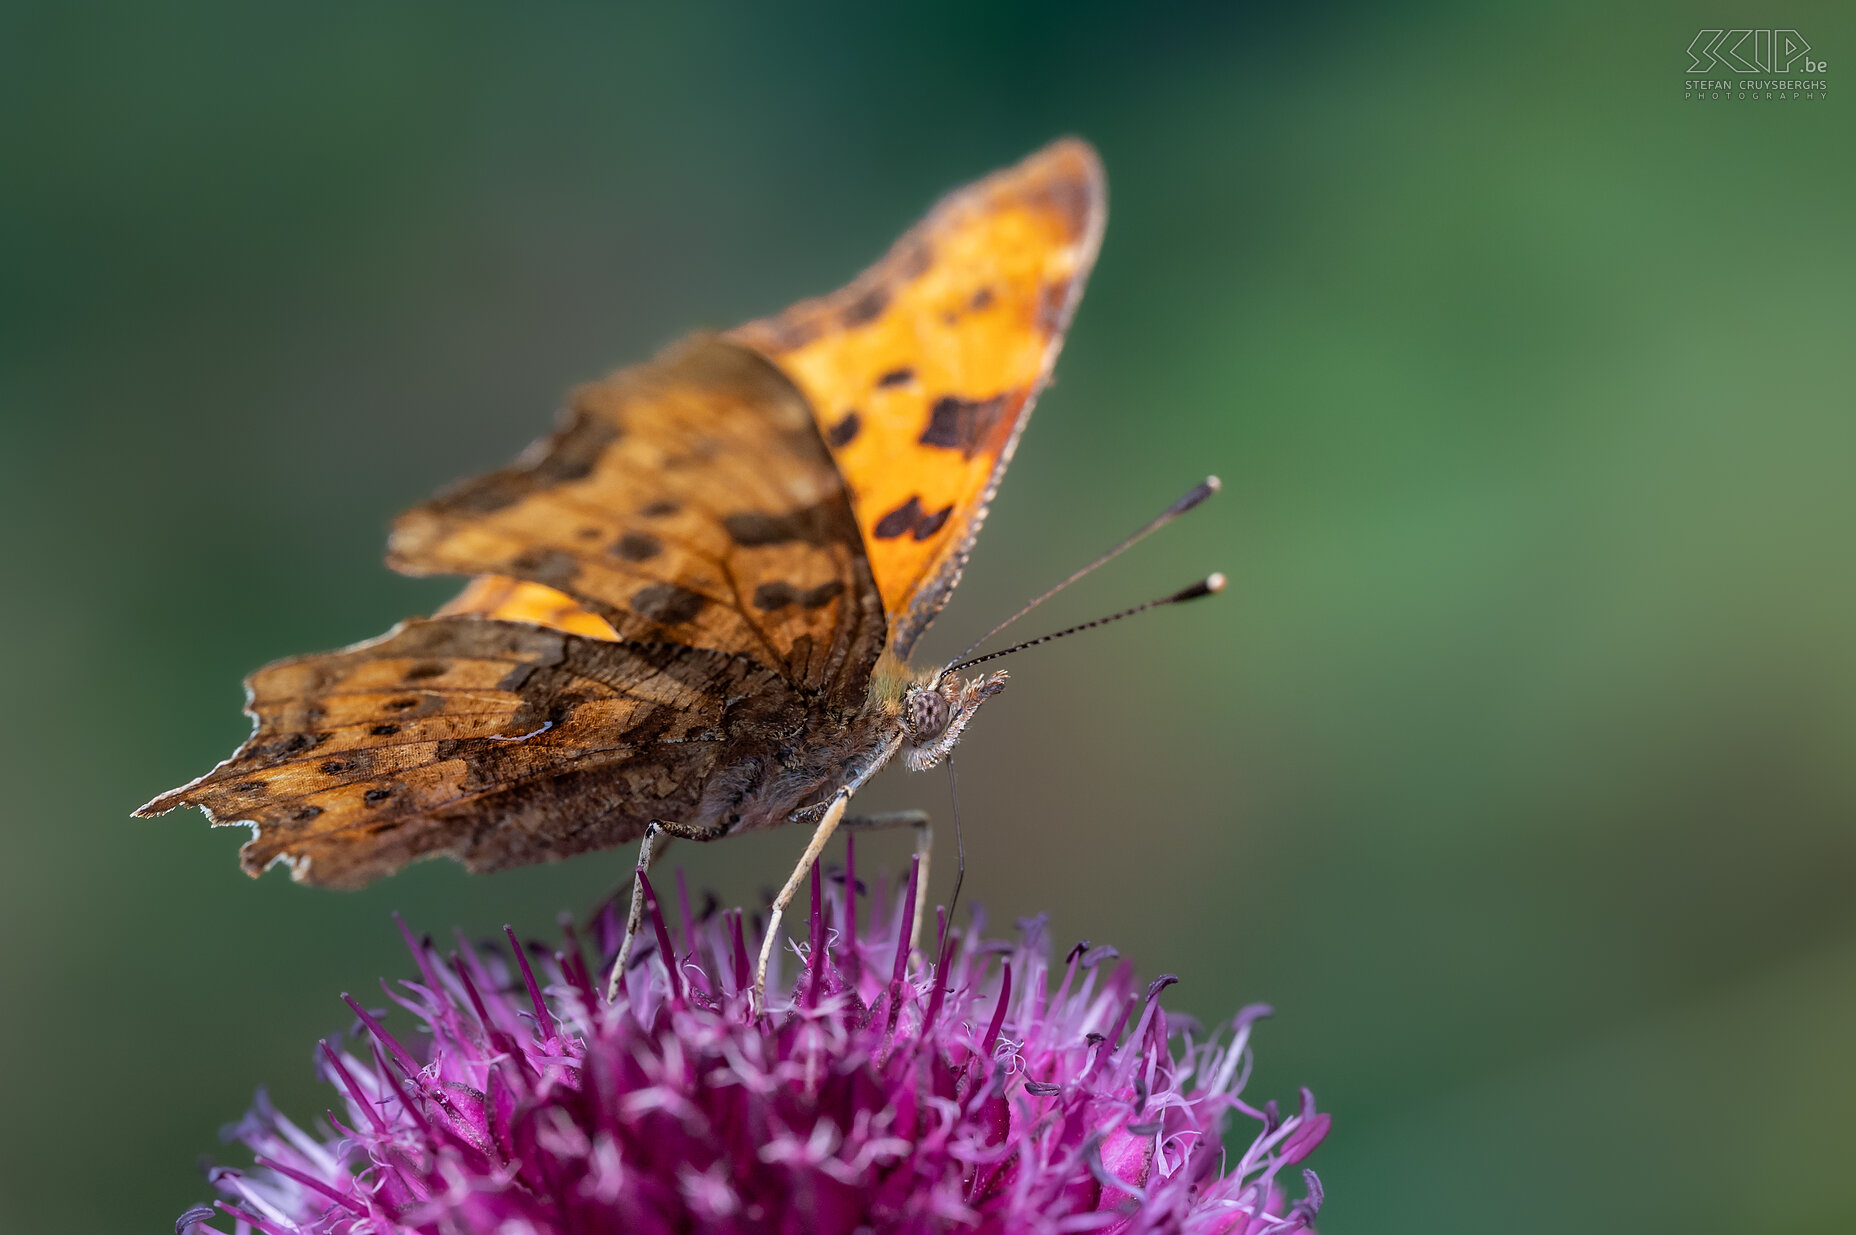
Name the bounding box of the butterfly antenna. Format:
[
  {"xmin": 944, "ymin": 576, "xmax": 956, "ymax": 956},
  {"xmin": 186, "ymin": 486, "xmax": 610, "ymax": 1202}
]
[
  {"xmin": 956, "ymin": 476, "xmax": 1220, "ymax": 663},
  {"xmin": 948, "ymin": 573, "xmax": 1225, "ymax": 674}
]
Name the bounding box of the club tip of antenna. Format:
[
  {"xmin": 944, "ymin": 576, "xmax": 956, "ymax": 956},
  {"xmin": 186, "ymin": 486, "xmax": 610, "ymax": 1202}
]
[
  {"xmin": 1168, "ymin": 476, "xmax": 1224, "ymax": 517},
  {"xmin": 1169, "ymin": 572, "xmax": 1227, "ymax": 603}
]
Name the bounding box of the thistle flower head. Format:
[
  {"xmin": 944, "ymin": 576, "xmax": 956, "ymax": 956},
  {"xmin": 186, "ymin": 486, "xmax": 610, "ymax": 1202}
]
[{"xmin": 184, "ymin": 849, "xmax": 1328, "ymax": 1234}]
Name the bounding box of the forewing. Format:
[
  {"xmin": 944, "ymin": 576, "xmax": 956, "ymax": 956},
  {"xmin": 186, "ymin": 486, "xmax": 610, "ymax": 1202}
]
[
  {"xmin": 728, "ymin": 137, "xmax": 1106, "ymax": 657},
  {"xmin": 134, "ymin": 617, "xmax": 794, "ymax": 887},
  {"xmin": 390, "ymin": 336, "xmax": 885, "ymax": 696}
]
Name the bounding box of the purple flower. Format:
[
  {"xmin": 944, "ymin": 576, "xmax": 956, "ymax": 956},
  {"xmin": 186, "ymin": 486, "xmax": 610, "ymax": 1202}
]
[{"xmin": 184, "ymin": 848, "xmax": 1329, "ymax": 1234}]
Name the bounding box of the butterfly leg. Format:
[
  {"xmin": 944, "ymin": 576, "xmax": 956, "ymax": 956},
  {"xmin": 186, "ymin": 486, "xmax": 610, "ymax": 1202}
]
[
  {"xmin": 755, "ymin": 787, "xmax": 851, "ymax": 1010},
  {"xmin": 607, "ymin": 817, "xmax": 729, "ymax": 1002},
  {"xmin": 841, "ymin": 811, "xmax": 933, "ymax": 955}
]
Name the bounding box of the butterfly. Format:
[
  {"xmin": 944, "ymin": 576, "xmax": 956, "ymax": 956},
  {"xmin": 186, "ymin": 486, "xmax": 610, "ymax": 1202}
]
[{"xmin": 138, "ymin": 138, "xmax": 1108, "ymax": 996}]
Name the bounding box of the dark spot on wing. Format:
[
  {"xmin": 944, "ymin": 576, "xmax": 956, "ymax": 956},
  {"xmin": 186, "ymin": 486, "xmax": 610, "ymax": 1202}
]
[
  {"xmin": 970, "ymin": 286, "xmax": 995, "ymax": 311},
  {"xmin": 912, "ymin": 505, "xmax": 953, "ymax": 541},
  {"xmin": 920, "ymin": 394, "xmax": 1010, "ymax": 459},
  {"xmin": 613, "ymin": 531, "xmax": 662, "ymax": 562},
  {"xmin": 385, "ymin": 698, "xmax": 421, "ymax": 712},
  {"xmin": 370, "ymin": 724, "xmax": 400, "ymax": 737},
  {"xmin": 405, "ymin": 661, "xmax": 448, "ymax": 681},
  {"xmin": 234, "ymin": 781, "xmax": 266, "ymax": 794},
  {"xmin": 842, "ymin": 285, "xmax": 890, "ymax": 327},
  {"xmin": 874, "ymin": 496, "xmax": 927, "ymax": 540},
  {"xmin": 320, "ymin": 760, "xmax": 352, "ymax": 774},
  {"xmin": 723, "ymin": 501, "xmax": 849, "ymax": 548},
  {"xmin": 799, "ymin": 580, "xmax": 844, "ymax": 609},
  {"xmin": 292, "ymin": 805, "xmax": 322, "ymax": 822},
  {"xmin": 433, "ymin": 411, "xmax": 619, "ymax": 515},
  {"xmin": 575, "ymin": 526, "xmax": 602, "ymax": 540},
  {"xmin": 630, "ymin": 583, "xmax": 707, "ymax": 625},
  {"xmin": 753, "ymin": 581, "xmax": 797, "ymax": 610},
  {"xmin": 874, "ymin": 496, "xmax": 954, "ymax": 541},
  {"xmin": 826, "ymin": 411, "xmax": 862, "ymax": 449},
  {"xmin": 753, "ymin": 580, "xmax": 844, "ymax": 611},
  {"xmin": 875, "ymin": 367, "xmax": 914, "ymax": 389},
  {"xmin": 252, "ymin": 732, "xmax": 317, "ymax": 760},
  {"xmin": 363, "ymin": 788, "xmax": 393, "ymax": 806},
  {"xmin": 725, "ymin": 512, "xmax": 797, "ymax": 546},
  {"xmin": 639, "ymin": 499, "xmax": 680, "ymax": 518},
  {"xmin": 508, "ymin": 547, "xmax": 580, "ymax": 591}
]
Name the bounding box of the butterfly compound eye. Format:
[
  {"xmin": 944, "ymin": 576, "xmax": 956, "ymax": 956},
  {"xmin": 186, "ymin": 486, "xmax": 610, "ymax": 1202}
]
[{"xmin": 907, "ymin": 688, "xmax": 952, "ymax": 742}]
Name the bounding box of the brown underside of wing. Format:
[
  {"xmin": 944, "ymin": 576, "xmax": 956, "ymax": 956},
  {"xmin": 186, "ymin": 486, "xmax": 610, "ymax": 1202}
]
[
  {"xmin": 134, "ymin": 617, "xmax": 799, "ymax": 888},
  {"xmin": 390, "ymin": 336, "xmax": 886, "ymax": 700}
]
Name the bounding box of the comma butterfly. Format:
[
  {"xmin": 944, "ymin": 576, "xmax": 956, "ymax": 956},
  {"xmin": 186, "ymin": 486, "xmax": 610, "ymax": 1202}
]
[{"xmin": 138, "ymin": 139, "xmax": 1205, "ymax": 996}]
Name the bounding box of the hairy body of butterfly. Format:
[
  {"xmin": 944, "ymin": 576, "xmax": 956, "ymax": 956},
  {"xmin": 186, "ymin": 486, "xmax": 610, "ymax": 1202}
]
[{"xmin": 137, "ymin": 139, "xmax": 1105, "ymax": 998}]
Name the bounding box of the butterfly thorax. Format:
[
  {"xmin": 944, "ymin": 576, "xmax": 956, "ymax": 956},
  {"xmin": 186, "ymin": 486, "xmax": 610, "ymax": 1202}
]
[{"xmin": 766, "ymin": 654, "xmax": 1004, "ymax": 834}]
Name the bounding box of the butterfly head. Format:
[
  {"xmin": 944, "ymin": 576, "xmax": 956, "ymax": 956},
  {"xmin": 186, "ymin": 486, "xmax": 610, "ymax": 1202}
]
[{"xmin": 898, "ymin": 666, "xmax": 1008, "ymax": 772}]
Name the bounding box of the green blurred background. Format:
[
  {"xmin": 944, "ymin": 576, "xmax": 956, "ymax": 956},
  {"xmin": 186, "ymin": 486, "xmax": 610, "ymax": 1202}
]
[{"xmin": 4, "ymin": 3, "xmax": 1852, "ymax": 1231}]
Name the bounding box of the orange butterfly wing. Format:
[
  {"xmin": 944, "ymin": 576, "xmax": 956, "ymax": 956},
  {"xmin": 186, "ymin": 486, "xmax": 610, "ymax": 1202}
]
[
  {"xmin": 729, "ymin": 137, "xmax": 1106, "ymax": 657},
  {"xmin": 438, "ymin": 575, "xmax": 621, "ymax": 641},
  {"xmin": 438, "ymin": 139, "xmax": 1104, "ymax": 661}
]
